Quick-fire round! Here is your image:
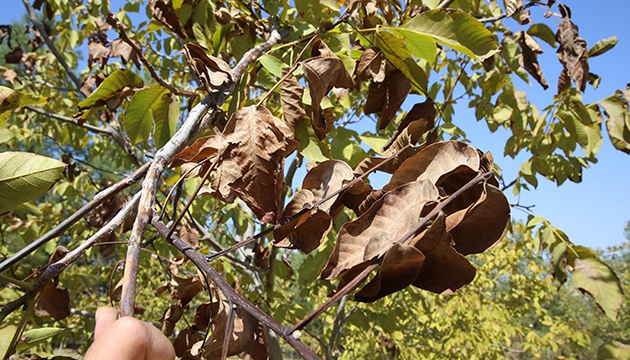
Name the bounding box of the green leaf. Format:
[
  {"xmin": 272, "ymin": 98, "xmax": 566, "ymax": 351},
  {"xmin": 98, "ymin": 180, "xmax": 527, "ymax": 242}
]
[
  {"xmin": 0, "ymin": 326, "xmax": 17, "ymax": 359},
  {"xmin": 258, "ymin": 54, "xmax": 285, "ymax": 78},
  {"xmin": 527, "ymin": 23, "xmax": 557, "ymax": 48},
  {"xmin": 16, "ymin": 327, "xmax": 65, "ymax": 351},
  {"xmin": 404, "ymin": 9, "xmax": 499, "ymax": 61},
  {"xmin": 152, "ymin": 93, "xmax": 179, "ymax": 148},
  {"xmin": 598, "ymin": 92, "xmax": 630, "ymax": 154},
  {"xmin": 588, "ymin": 36, "xmax": 618, "ymax": 58},
  {"xmin": 360, "ymin": 132, "xmax": 388, "ymax": 155},
  {"xmin": 0, "ymin": 86, "xmax": 47, "ymax": 127},
  {"xmin": 78, "ymin": 69, "xmax": 144, "ymax": 109},
  {"xmin": 295, "ymin": 120, "xmax": 331, "ymax": 163},
  {"xmin": 598, "ymin": 341, "xmax": 630, "ymax": 360},
  {"xmin": 124, "ymin": 86, "xmax": 170, "ymax": 144},
  {"xmin": 0, "ymin": 152, "xmax": 66, "ymax": 214},
  {"xmin": 570, "ymin": 247, "xmax": 624, "ymax": 320},
  {"xmin": 386, "ymin": 28, "xmax": 437, "ymax": 65},
  {"xmin": 374, "ymin": 30, "xmax": 428, "ymax": 92}
]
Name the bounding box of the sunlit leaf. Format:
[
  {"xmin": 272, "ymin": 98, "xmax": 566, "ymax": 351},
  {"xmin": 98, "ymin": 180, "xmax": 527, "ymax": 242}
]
[
  {"xmin": 0, "ymin": 86, "xmax": 47, "ymax": 127},
  {"xmin": 0, "ymin": 152, "xmax": 65, "ymax": 214}
]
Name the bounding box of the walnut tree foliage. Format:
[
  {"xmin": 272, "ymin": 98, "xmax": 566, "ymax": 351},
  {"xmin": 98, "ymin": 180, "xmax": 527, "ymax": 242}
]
[{"xmin": 0, "ymin": 0, "xmax": 629, "ymax": 359}]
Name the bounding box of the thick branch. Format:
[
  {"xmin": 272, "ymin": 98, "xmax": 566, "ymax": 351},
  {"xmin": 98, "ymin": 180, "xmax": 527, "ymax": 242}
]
[
  {"xmin": 151, "ymin": 220, "xmax": 321, "ymax": 360},
  {"xmin": 21, "ymin": 0, "xmax": 81, "ymax": 88},
  {"xmin": 0, "ymin": 163, "xmax": 149, "ymax": 274},
  {"xmin": 119, "ymin": 30, "xmax": 283, "ymax": 317},
  {"xmin": 105, "ymin": 15, "xmax": 197, "ymax": 98}
]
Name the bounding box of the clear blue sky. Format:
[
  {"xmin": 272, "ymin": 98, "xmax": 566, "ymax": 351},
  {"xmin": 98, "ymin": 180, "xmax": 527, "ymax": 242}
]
[{"xmin": 1, "ymin": 1, "xmax": 628, "ymax": 249}]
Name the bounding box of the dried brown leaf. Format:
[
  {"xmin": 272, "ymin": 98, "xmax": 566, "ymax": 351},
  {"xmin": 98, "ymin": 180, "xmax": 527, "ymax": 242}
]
[
  {"xmin": 174, "ymin": 328, "xmax": 203, "ymax": 360},
  {"xmin": 280, "ymin": 70, "xmax": 305, "ymax": 134},
  {"xmin": 302, "ymin": 56, "xmax": 353, "ymax": 139},
  {"xmin": 238, "ymin": 324, "xmax": 268, "ymax": 360},
  {"xmin": 353, "ymin": 145, "xmax": 421, "ymax": 177},
  {"xmin": 149, "ymin": 0, "xmax": 187, "ymax": 38},
  {"xmin": 170, "ymin": 275, "xmax": 203, "ymax": 306},
  {"xmin": 518, "ymin": 31, "xmax": 548, "ymax": 90},
  {"xmin": 110, "ymin": 38, "xmax": 141, "ymax": 68},
  {"xmin": 203, "ymin": 296, "xmax": 258, "ymax": 360},
  {"xmin": 274, "ymin": 160, "xmax": 354, "ymax": 252},
  {"xmin": 179, "ymin": 225, "xmax": 200, "ymax": 249},
  {"xmin": 2, "ymin": 68, "xmax": 18, "ymax": 85},
  {"xmin": 384, "ymin": 141, "xmax": 480, "ymax": 192},
  {"xmin": 320, "ymin": 179, "xmax": 438, "ymax": 280},
  {"xmin": 87, "ymin": 37, "xmax": 109, "ymax": 69},
  {"xmin": 340, "ymin": 182, "xmax": 374, "ymax": 216},
  {"xmin": 383, "ymin": 99, "xmax": 435, "ymax": 152},
  {"xmin": 555, "ymin": 4, "xmax": 589, "ymax": 92},
  {"xmin": 161, "ymin": 304, "xmax": 184, "ymax": 336},
  {"xmin": 183, "ymin": 43, "xmax": 233, "ymax": 92},
  {"xmin": 4, "ymin": 47, "xmax": 23, "ymax": 64},
  {"xmin": 446, "ymin": 183, "xmax": 510, "ymax": 255},
  {"xmin": 410, "ymin": 213, "xmax": 476, "ymax": 294},
  {"xmin": 80, "ymin": 75, "xmax": 97, "ymax": 97},
  {"xmin": 354, "ymin": 243, "xmax": 425, "ymax": 302},
  {"xmin": 35, "ymin": 283, "xmax": 71, "ymax": 321},
  {"xmin": 355, "ymin": 48, "xmax": 386, "ymax": 82}
]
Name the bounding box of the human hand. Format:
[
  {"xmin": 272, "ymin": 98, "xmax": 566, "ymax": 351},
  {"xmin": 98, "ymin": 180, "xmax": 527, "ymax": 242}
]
[{"xmin": 84, "ymin": 307, "xmax": 175, "ymax": 360}]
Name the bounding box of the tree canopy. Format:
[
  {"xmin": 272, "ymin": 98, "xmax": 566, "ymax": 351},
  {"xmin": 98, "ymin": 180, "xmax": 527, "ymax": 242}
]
[{"xmin": 0, "ymin": 0, "xmax": 628, "ymax": 359}]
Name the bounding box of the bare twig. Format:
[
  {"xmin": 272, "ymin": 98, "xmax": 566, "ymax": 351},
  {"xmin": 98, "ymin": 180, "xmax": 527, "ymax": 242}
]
[
  {"xmin": 119, "ymin": 29, "xmax": 284, "ymax": 317},
  {"xmin": 21, "ymin": 0, "xmax": 81, "ymax": 88},
  {"xmin": 436, "ymin": 0, "xmax": 456, "ymax": 9},
  {"xmin": 105, "ymin": 15, "xmax": 198, "ymax": 98},
  {"xmin": 326, "ymin": 295, "xmax": 348, "ymax": 359},
  {"xmin": 151, "ymin": 220, "xmax": 321, "ymax": 360},
  {"xmin": 0, "ymin": 163, "xmax": 149, "ymax": 274}
]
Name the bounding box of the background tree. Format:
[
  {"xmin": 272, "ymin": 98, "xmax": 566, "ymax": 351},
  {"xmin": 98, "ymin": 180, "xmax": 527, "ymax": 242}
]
[{"xmin": 0, "ymin": 0, "xmax": 628, "ymax": 359}]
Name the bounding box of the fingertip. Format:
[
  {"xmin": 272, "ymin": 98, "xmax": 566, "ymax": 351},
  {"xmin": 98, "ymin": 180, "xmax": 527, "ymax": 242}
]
[{"xmin": 94, "ymin": 306, "xmax": 118, "ymax": 339}]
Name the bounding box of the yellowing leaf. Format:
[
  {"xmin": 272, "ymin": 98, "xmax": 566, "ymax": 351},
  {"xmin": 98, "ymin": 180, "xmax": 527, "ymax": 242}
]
[
  {"xmin": 374, "ymin": 31, "xmax": 428, "ymax": 93},
  {"xmin": 78, "ymin": 69, "xmax": 144, "ymax": 109},
  {"xmin": 0, "ymin": 86, "xmax": 47, "ymax": 127},
  {"xmin": 0, "ymin": 152, "xmax": 66, "ymax": 214}
]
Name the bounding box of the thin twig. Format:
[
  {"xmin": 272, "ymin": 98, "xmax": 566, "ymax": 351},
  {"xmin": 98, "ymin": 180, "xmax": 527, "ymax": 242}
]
[
  {"xmin": 25, "ymin": 106, "xmax": 111, "ymax": 136},
  {"xmin": 0, "ymin": 163, "xmax": 149, "ymax": 274},
  {"xmin": 0, "ymin": 193, "xmax": 141, "ymax": 320},
  {"xmin": 21, "ymin": 0, "xmax": 81, "ymax": 88},
  {"xmin": 436, "ymin": 0, "xmax": 456, "ymax": 9},
  {"xmin": 478, "ymin": 0, "xmax": 539, "ymax": 23},
  {"xmin": 151, "ymin": 219, "xmax": 321, "ymax": 360},
  {"xmin": 106, "ymin": 15, "xmax": 198, "ymax": 98},
  {"xmin": 221, "ymin": 302, "xmax": 236, "ymax": 360}
]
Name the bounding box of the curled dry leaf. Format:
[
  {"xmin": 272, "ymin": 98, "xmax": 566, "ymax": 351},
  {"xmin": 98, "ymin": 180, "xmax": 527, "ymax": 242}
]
[
  {"xmin": 556, "ymin": 4, "xmax": 588, "ymax": 92},
  {"xmin": 87, "ymin": 35, "xmax": 110, "ymax": 69},
  {"xmin": 274, "ymin": 160, "xmax": 354, "ymax": 253},
  {"xmin": 280, "ymin": 69, "xmax": 306, "ymax": 134},
  {"xmin": 320, "ymin": 179, "xmax": 438, "ymax": 280},
  {"xmin": 179, "ymin": 224, "xmax": 200, "ymax": 249},
  {"xmin": 355, "ymin": 48, "xmax": 386, "ymax": 83},
  {"xmin": 35, "ymin": 282, "xmax": 71, "ymax": 321},
  {"xmin": 365, "ymin": 70, "xmax": 412, "ymax": 131},
  {"xmin": 169, "ymin": 274, "xmax": 204, "ymax": 307},
  {"xmin": 518, "ymin": 31, "xmax": 549, "ymax": 90},
  {"xmin": 301, "ymin": 49, "xmax": 353, "ymax": 139},
  {"xmin": 446, "ymin": 182, "xmax": 510, "ymax": 255},
  {"xmin": 238, "ymin": 323, "xmax": 268, "ymax": 360},
  {"xmin": 203, "ymin": 295, "xmax": 258, "ymax": 360},
  {"xmin": 174, "ymin": 106, "xmax": 298, "ymax": 223},
  {"xmin": 174, "ymin": 328, "xmax": 204, "ymax": 360},
  {"xmin": 183, "ymin": 43, "xmax": 233, "ymax": 93},
  {"xmin": 384, "ymin": 141, "xmax": 480, "ymax": 192},
  {"xmin": 161, "ymin": 304, "xmax": 184, "ymax": 336},
  {"xmin": 383, "ymin": 99, "xmax": 436, "ymax": 152},
  {"xmin": 149, "ymin": 0, "xmax": 187, "ymax": 38},
  {"xmin": 110, "ymin": 38, "xmax": 141, "ymax": 68}
]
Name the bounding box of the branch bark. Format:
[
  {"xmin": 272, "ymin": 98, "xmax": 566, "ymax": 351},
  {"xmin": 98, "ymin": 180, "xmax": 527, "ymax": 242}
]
[
  {"xmin": 0, "ymin": 163, "xmax": 149, "ymax": 274},
  {"xmin": 151, "ymin": 220, "xmax": 321, "ymax": 360},
  {"xmin": 119, "ymin": 29, "xmax": 284, "ymax": 317}
]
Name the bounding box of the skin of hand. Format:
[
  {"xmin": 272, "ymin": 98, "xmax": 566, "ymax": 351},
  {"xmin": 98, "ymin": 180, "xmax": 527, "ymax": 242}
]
[{"xmin": 84, "ymin": 307, "xmax": 175, "ymax": 360}]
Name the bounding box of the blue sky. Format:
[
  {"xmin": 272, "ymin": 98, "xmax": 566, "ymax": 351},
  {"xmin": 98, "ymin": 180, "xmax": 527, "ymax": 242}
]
[{"xmin": 1, "ymin": 1, "xmax": 628, "ymax": 249}]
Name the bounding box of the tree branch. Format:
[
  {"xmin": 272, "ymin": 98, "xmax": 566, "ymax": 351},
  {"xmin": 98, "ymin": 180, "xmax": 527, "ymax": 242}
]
[
  {"xmin": 151, "ymin": 220, "xmax": 321, "ymax": 360},
  {"xmin": 0, "ymin": 163, "xmax": 149, "ymax": 274},
  {"xmin": 105, "ymin": 15, "xmax": 198, "ymax": 98},
  {"xmin": 119, "ymin": 29, "xmax": 284, "ymax": 317},
  {"xmin": 0, "ymin": 193, "xmax": 141, "ymax": 320},
  {"xmin": 436, "ymin": 0, "xmax": 456, "ymax": 9},
  {"xmin": 478, "ymin": 0, "xmax": 539, "ymax": 23},
  {"xmin": 21, "ymin": 0, "xmax": 81, "ymax": 88}
]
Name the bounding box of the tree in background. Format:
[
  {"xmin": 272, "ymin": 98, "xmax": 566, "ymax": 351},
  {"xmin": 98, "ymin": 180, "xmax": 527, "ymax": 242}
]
[{"xmin": 0, "ymin": 0, "xmax": 628, "ymax": 359}]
